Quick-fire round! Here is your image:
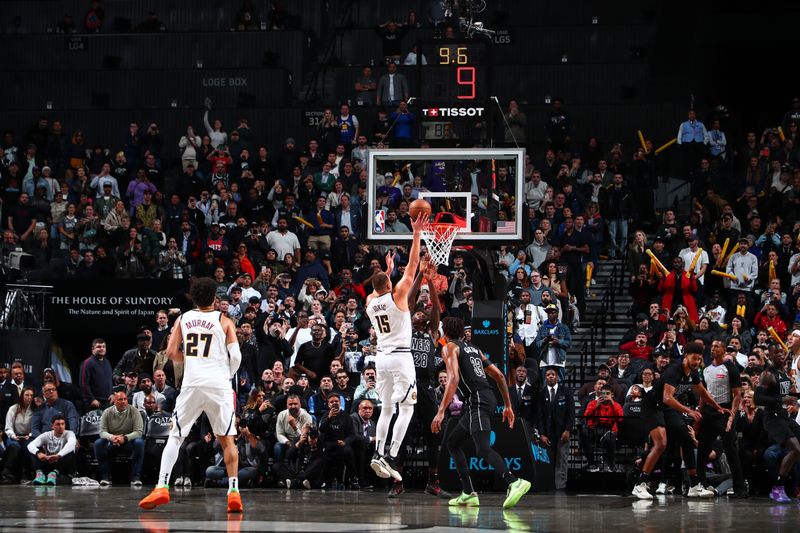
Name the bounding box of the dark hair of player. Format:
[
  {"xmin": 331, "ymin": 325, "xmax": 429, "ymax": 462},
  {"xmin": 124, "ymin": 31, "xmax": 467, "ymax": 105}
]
[
  {"xmin": 190, "ymin": 277, "xmax": 218, "ymax": 308},
  {"xmin": 684, "ymin": 341, "xmax": 704, "ymax": 356},
  {"xmin": 442, "ymin": 316, "xmax": 466, "ymax": 341}
]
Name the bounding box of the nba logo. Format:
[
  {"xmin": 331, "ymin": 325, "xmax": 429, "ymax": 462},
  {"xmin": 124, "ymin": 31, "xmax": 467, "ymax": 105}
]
[{"xmin": 375, "ymin": 210, "xmax": 385, "ymax": 232}]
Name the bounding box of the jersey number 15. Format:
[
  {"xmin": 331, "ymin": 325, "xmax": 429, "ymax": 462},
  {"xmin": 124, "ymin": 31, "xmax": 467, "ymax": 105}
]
[
  {"xmin": 186, "ymin": 333, "xmax": 213, "ymax": 357},
  {"xmin": 376, "ymin": 314, "xmax": 391, "ymax": 334}
]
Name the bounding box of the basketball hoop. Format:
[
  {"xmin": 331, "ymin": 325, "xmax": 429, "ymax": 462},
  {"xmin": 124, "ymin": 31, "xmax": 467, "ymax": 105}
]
[{"xmin": 421, "ymin": 222, "xmax": 461, "ymax": 266}]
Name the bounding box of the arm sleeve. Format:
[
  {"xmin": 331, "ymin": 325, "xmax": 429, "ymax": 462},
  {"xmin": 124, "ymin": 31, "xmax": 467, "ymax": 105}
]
[
  {"xmin": 275, "ymin": 412, "xmax": 288, "ymax": 444},
  {"xmin": 5, "ymin": 406, "xmax": 17, "ymax": 439},
  {"xmin": 98, "ymin": 410, "xmax": 113, "ymax": 441},
  {"xmin": 60, "ymin": 431, "xmax": 77, "ymax": 456},
  {"xmin": 126, "ymin": 409, "xmax": 143, "ymax": 441},
  {"xmin": 203, "ymin": 110, "xmax": 213, "ymax": 135},
  {"xmin": 27, "ymin": 434, "xmax": 45, "ymax": 455},
  {"xmin": 228, "ymin": 342, "xmax": 242, "ymax": 379},
  {"xmin": 67, "ymin": 402, "xmax": 80, "ymax": 435}
]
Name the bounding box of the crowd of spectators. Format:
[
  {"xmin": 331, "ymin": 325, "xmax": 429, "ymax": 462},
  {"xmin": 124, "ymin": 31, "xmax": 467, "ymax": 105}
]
[
  {"xmin": 4, "ymin": 0, "xmax": 800, "ymax": 496},
  {"xmin": 4, "ymin": 93, "xmax": 800, "ymax": 493}
]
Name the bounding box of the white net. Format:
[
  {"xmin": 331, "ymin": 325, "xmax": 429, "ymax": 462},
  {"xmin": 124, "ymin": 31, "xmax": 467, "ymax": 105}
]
[{"xmin": 421, "ymin": 223, "xmax": 461, "ymax": 266}]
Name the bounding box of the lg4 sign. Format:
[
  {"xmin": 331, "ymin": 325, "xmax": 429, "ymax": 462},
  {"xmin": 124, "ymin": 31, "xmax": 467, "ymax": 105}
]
[{"xmin": 185, "ymin": 332, "xmax": 213, "ymax": 357}]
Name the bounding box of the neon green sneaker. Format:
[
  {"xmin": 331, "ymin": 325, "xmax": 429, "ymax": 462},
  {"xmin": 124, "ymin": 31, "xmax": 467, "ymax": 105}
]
[
  {"xmin": 503, "ymin": 478, "xmax": 531, "ymax": 509},
  {"xmin": 448, "ymin": 491, "xmax": 480, "ymax": 507}
]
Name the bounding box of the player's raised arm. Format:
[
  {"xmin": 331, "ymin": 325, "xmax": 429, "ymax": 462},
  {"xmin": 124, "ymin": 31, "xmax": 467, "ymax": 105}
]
[
  {"xmin": 431, "ymin": 341, "xmax": 460, "ymax": 434},
  {"xmin": 482, "ymin": 351, "xmax": 515, "ymax": 429},
  {"xmin": 424, "ymin": 260, "xmax": 441, "ymax": 338},
  {"xmin": 393, "ymin": 213, "xmax": 426, "ymax": 307},
  {"xmin": 407, "ymin": 256, "xmax": 429, "ymax": 309},
  {"xmin": 165, "ymin": 320, "xmax": 184, "ymax": 363}
]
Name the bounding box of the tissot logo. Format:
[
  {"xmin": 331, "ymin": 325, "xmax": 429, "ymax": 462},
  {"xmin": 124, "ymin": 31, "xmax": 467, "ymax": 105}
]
[{"xmin": 422, "ymin": 107, "xmax": 485, "ymax": 117}]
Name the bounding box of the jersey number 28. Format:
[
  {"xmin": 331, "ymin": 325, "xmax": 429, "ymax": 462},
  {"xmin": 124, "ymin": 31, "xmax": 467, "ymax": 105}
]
[{"xmin": 186, "ymin": 333, "xmax": 213, "ymax": 357}]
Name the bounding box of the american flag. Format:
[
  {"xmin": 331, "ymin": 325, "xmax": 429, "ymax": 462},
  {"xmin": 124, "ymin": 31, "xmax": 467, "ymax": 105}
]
[{"xmin": 496, "ymin": 221, "xmax": 515, "ymax": 234}]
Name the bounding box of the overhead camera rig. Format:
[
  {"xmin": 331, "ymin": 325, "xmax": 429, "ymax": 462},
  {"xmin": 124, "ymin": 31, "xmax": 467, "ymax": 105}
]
[{"xmin": 441, "ymin": 0, "xmax": 496, "ymax": 38}]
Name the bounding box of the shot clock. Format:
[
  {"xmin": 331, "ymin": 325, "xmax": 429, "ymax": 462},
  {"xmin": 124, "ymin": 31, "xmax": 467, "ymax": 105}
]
[
  {"xmin": 415, "ymin": 41, "xmax": 491, "ymax": 143},
  {"xmin": 420, "ymin": 43, "xmax": 487, "ymax": 102}
]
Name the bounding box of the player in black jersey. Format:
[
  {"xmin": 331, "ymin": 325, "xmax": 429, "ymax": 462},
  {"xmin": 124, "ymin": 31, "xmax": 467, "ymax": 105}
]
[
  {"xmin": 632, "ymin": 342, "xmax": 727, "ymax": 499},
  {"xmin": 431, "ymin": 317, "xmax": 531, "ymax": 509},
  {"xmin": 403, "ymin": 258, "xmax": 449, "ymax": 498},
  {"xmin": 755, "ymin": 370, "xmax": 800, "ymax": 502}
]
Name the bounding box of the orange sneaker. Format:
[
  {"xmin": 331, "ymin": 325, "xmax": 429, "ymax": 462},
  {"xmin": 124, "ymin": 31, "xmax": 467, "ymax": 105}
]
[
  {"xmin": 227, "ymin": 490, "xmax": 243, "ymax": 513},
  {"xmin": 138, "ymin": 487, "xmax": 170, "ymax": 510}
]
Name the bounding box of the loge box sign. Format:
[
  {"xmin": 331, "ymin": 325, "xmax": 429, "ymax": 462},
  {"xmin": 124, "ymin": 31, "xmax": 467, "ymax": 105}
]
[{"xmin": 50, "ymin": 280, "xmax": 187, "ymax": 334}]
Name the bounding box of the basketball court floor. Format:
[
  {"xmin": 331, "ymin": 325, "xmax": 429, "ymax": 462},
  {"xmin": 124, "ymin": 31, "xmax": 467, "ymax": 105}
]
[{"xmin": 1, "ymin": 487, "xmax": 798, "ymax": 532}]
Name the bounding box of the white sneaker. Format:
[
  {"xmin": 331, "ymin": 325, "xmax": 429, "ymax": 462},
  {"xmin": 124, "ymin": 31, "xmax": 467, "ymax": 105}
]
[
  {"xmin": 174, "ymin": 477, "xmax": 185, "ymax": 487},
  {"xmin": 302, "ymin": 479, "xmax": 311, "ymax": 490},
  {"xmin": 655, "ymin": 483, "xmax": 675, "ymax": 495},
  {"xmin": 687, "ymin": 483, "xmax": 715, "ymax": 498},
  {"xmin": 632, "ymin": 482, "xmax": 654, "ymax": 500},
  {"xmin": 183, "ymin": 478, "xmax": 192, "ymax": 489}
]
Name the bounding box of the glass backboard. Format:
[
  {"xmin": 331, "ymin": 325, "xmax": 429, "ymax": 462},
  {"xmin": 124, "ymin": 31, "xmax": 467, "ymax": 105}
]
[{"xmin": 366, "ymin": 148, "xmax": 525, "ymax": 243}]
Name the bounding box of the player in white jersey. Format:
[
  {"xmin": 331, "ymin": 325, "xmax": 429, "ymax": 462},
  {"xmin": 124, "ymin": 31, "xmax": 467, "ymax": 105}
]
[
  {"xmin": 366, "ymin": 212, "xmax": 426, "ymax": 484},
  {"xmin": 139, "ymin": 277, "xmax": 244, "ymax": 513}
]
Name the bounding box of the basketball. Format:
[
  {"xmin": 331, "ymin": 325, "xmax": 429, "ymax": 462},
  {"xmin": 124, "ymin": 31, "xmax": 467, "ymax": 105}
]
[{"xmin": 409, "ymin": 199, "xmax": 432, "ymax": 220}]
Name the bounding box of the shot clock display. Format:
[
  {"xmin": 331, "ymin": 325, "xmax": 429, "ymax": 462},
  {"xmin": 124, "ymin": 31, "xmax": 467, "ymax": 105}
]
[
  {"xmin": 416, "ymin": 41, "xmax": 490, "ymax": 143},
  {"xmin": 418, "ymin": 42, "xmax": 488, "ymax": 103}
]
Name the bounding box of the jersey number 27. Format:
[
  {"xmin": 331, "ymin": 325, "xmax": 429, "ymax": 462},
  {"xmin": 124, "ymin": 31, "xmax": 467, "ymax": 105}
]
[{"xmin": 186, "ymin": 333, "xmax": 213, "ymax": 357}]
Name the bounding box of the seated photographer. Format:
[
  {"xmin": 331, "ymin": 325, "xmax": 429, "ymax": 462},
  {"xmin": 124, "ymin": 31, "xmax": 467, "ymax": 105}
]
[
  {"xmin": 205, "ymin": 415, "xmax": 266, "ymax": 489},
  {"xmin": 579, "ymin": 384, "xmax": 623, "ymax": 472},
  {"xmin": 274, "ymin": 394, "xmax": 312, "ymax": 464},
  {"xmin": 275, "ymin": 424, "xmax": 326, "ymax": 489},
  {"xmin": 318, "ymin": 394, "xmax": 358, "ymax": 488}
]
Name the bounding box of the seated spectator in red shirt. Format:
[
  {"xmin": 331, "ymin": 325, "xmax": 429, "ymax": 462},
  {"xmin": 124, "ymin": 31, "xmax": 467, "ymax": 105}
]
[
  {"xmin": 579, "ymin": 384, "xmax": 623, "ymax": 472},
  {"xmin": 619, "ymin": 332, "xmax": 654, "ymax": 361},
  {"xmin": 754, "ymin": 301, "xmax": 788, "ymax": 340}
]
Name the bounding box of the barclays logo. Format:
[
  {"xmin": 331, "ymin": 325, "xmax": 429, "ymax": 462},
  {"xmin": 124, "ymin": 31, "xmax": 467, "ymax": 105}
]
[
  {"xmin": 482, "ymin": 320, "xmax": 491, "ymax": 328},
  {"xmin": 473, "ymin": 328, "xmax": 500, "ymax": 335},
  {"xmin": 449, "ymin": 456, "xmax": 522, "ymax": 471},
  {"xmin": 531, "ymin": 443, "xmax": 551, "ymax": 464}
]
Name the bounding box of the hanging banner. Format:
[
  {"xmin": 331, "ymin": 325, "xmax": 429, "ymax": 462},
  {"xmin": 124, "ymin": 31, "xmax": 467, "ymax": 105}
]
[{"xmin": 49, "ymin": 280, "xmax": 188, "ymax": 334}]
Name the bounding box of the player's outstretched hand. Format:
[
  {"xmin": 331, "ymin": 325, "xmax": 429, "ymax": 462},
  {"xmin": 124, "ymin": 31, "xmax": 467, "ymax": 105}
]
[
  {"xmin": 423, "ymin": 258, "xmax": 437, "ymax": 279},
  {"xmin": 410, "ymin": 212, "xmax": 428, "ymax": 233},
  {"xmin": 502, "ymin": 406, "xmax": 515, "ymax": 429},
  {"xmin": 431, "ymin": 411, "xmax": 445, "ymax": 434},
  {"xmin": 385, "ymin": 250, "xmax": 395, "ymax": 273}
]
